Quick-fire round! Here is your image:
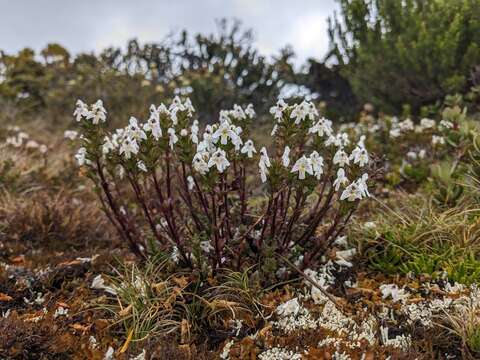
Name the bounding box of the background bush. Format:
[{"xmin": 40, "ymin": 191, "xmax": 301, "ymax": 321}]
[
  {"xmin": 0, "ymin": 20, "xmax": 363, "ymax": 128},
  {"xmin": 328, "ymin": 0, "xmax": 480, "ymax": 114}
]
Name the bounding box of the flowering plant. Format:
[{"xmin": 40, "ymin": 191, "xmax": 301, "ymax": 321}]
[
  {"xmin": 73, "ymin": 97, "xmax": 371, "ymax": 277},
  {"xmin": 337, "ymin": 106, "xmax": 470, "ymax": 188}
]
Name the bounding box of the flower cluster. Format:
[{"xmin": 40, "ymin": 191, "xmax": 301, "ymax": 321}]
[
  {"xmin": 73, "ymin": 96, "xmax": 372, "ymax": 275},
  {"xmin": 336, "ymin": 107, "xmax": 467, "ymax": 187},
  {"xmin": 3, "ymin": 126, "xmax": 48, "ymax": 154}
]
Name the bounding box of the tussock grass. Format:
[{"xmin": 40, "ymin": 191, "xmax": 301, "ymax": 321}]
[
  {"xmin": 100, "ymin": 256, "xmax": 266, "ymax": 345},
  {"xmin": 436, "ymin": 287, "xmax": 480, "ymax": 358},
  {"xmin": 352, "ymin": 193, "xmax": 480, "ymax": 283}
]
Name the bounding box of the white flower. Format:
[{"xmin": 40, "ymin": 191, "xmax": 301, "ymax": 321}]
[
  {"xmin": 357, "ymin": 173, "xmax": 370, "ymax": 198},
  {"xmin": 333, "ymin": 168, "xmax": 349, "ymax": 191},
  {"xmin": 208, "ymin": 149, "xmax": 230, "ymax": 173},
  {"xmin": 219, "ymin": 110, "xmax": 231, "ymax": 124},
  {"xmin": 350, "ymin": 146, "xmax": 369, "ymax": 167},
  {"xmin": 86, "ymin": 100, "xmax": 107, "ymax": 124},
  {"xmin": 220, "ymin": 340, "xmax": 234, "ymax": 360},
  {"xmin": 241, "ymin": 139, "xmax": 256, "ymax": 158},
  {"xmin": 73, "ymin": 100, "xmax": 89, "ymax": 122},
  {"xmin": 420, "ymin": 118, "xmax": 436, "ymax": 129},
  {"xmin": 232, "ymin": 104, "xmax": 247, "ymax": 120},
  {"xmin": 214, "ymin": 122, "xmax": 238, "ymax": 145},
  {"xmin": 193, "ymin": 152, "xmax": 209, "ymax": 175},
  {"xmin": 143, "ymin": 108, "xmax": 162, "ymax": 140},
  {"xmin": 334, "ymin": 235, "xmax": 348, "ymax": 246},
  {"xmin": 231, "ymin": 130, "xmax": 243, "ymax": 150},
  {"xmin": 39, "ymin": 144, "xmax": 48, "ymax": 154},
  {"xmin": 137, "ymin": 161, "xmax": 147, "ymax": 172},
  {"xmin": 185, "ymin": 176, "xmax": 195, "ymax": 190},
  {"xmin": 6, "ymin": 136, "xmax": 22, "ymax": 147},
  {"xmin": 167, "ymin": 128, "xmax": 178, "ymax": 149},
  {"xmin": 148, "ymin": 104, "xmax": 160, "ymax": 121},
  {"xmin": 183, "ymin": 97, "xmax": 195, "ymax": 114},
  {"xmin": 197, "ymin": 127, "xmax": 216, "ymax": 152},
  {"xmin": 406, "ymin": 151, "xmax": 417, "ymax": 160},
  {"xmin": 432, "ymin": 135, "xmax": 445, "ymax": 145},
  {"xmin": 234, "ymin": 125, "xmax": 242, "ymax": 135},
  {"xmin": 333, "ymin": 149, "xmax": 350, "ymax": 167},
  {"xmin": 418, "ymin": 149, "xmax": 426, "ymax": 159},
  {"xmin": 358, "ymin": 135, "xmax": 366, "ymax": 148},
  {"xmin": 276, "ymin": 298, "xmax": 301, "ymax": 317},
  {"xmin": 399, "ymin": 118, "xmax": 414, "ymax": 132},
  {"xmin": 269, "ymin": 99, "xmax": 287, "ymax": 121},
  {"xmin": 340, "ymin": 182, "xmax": 362, "ymax": 201},
  {"xmin": 341, "ymin": 173, "xmax": 369, "ymax": 201},
  {"xmin": 309, "ymin": 117, "xmax": 332, "ymax": 137},
  {"xmin": 259, "ymin": 164, "xmax": 268, "ymax": 183},
  {"xmin": 75, "ymin": 147, "xmax": 88, "ymax": 166},
  {"xmin": 91, "ymin": 275, "xmax": 117, "ymax": 295},
  {"xmin": 119, "ymin": 138, "xmax": 139, "ymax": 159},
  {"xmin": 190, "ymin": 120, "xmax": 199, "ymax": 144},
  {"xmin": 440, "ymin": 120, "xmax": 454, "ymax": 129},
  {"xmin": 291, "ymin": 155, "xmax": 313, "ymax": 180},
  {"xmin": 310, "ymin": 151, "xmax": 324, "ymax": 179},
  {"xmin": 389, "ymin": 127, "xmax": 401, "ymax": 138},
  {"xmin": 169, "ymin": 96, "xmax": 194, "ymax": 125},
  {"xmin": 200, "ymin": 240, "xmax": 214, "ymax": 253},
  {"xmin": 259, "ymin": 147, "xmax": 271, "ymax": 183},
  {"xmin": 34, "ymin": 292, "xmax": 46, "ymax": 305},
  {"xmin": 104, "ymin": 346, "xmax": 115, "ymax": 360},
  {"xmin": 290, "ymin": 100, "xmax": 317, "ymax": 124},
  {"xmin": 245, "ymin": 104, "xmax": 255, "ymax": 118},
  {"xmin": 102, "ymin": 136, "xmax": 118, "ymax": 155},
  {"xmin": 380, "ymin": 284, "xmax": 409, "ymax": 303},
  {"xmin": 271, "ymin": 124, "xmax": 278, "ymax": 136},
  {"xmin": 171, "ymin": 246, "xmax": 180, "ymax": 263},
  {"xmin": 281, "ymin": 146, "xmax": 291, "ymax": 167},
  {"xmin": 368, "ymin": 124, "xmax": 381, "ymax": 133},
  {"xmin": 326, "ymin": 132, "xmax": 350, "ymax": 147},
  {"xmin": 260, "ymin": 147, "xmax": 271, "ymax": 168},
  {"xmin": 126, "ymin": 117, "xmax": 147, "ymax": 142},
  {"xmin": 64, "ymin": 130, "xmax": 78, "ymax": 140},
  {"xmin": 89, "ymin": 336, "xmax": 98, "ymax": 350},
  {"xmin": 54, "ymin": 306, "xmax": 68, "ymax": 318}
]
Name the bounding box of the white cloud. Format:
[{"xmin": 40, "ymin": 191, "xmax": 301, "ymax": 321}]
[
  {"xmin": 0, "ymin": 0, "xmax": 338, "ymax": 65},
  {"xmin": 288, "ymin": 12, "xmax": 331, "ymax": 61}
]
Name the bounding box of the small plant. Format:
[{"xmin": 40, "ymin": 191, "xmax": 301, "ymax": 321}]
[
  {"xmin": 438, "ymin": 287, "xmax": 480, "ymax": 357},
  {"xmin": 101, "ymin": 256, "xmax": 265, "ymax": 342},
  {"xmin": 73, "ymin": 97, "xmax": 372, "ymax": 279},
  {"xmin": 428, "ymin": 161, "xmax": 464, "ymax": 208}
]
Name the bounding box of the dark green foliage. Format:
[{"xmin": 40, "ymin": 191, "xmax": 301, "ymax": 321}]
[
  {"xmin": 297, "ymin": 59, "xmax": 359, "ymax": 120},
  {"xmin": 328, "ymin": 0, "xmax": 480, "ymax": 113}
]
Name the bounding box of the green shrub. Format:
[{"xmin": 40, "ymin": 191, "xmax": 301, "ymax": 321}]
[{"xmin": 328, "ymin": 0, "xmax": 480, "ymax": 113}]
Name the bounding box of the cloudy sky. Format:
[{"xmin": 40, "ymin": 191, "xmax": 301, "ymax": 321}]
[{"xmin": 1, "ymin": 0, "xmax": 337, "ymax": 64}]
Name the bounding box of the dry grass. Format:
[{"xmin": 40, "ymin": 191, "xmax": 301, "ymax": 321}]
[{"xmin": 0, "ymin": 188, "xmax": 113, "ymax": 251}]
